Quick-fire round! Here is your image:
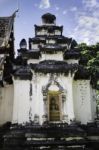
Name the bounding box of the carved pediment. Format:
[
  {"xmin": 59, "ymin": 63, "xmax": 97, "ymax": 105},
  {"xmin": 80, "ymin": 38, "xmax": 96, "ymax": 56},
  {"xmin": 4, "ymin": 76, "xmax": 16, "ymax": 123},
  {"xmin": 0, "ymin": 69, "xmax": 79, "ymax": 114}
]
[{"xmin": 42, "ymin": 74, "xmax": 67, "ymax": 102}]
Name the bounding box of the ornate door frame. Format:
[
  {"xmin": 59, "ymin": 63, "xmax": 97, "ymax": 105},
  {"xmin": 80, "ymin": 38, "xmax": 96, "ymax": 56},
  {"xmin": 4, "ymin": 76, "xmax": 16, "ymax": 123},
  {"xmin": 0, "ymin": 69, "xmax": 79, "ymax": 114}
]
[
  {"xmin": 42, "ymin": 74, "xmax": 67, "ymax": 122},
  {"xmin": 48, "ymin": 91, "xmax": 62, "ymax": 122}
]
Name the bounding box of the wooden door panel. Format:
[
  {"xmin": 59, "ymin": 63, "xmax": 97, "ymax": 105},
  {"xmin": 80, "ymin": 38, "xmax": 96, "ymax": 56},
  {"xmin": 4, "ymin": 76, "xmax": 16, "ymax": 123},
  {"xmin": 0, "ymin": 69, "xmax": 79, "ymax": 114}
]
[{"xmin": 49, "ymin": 93, "xmax": 60, "ymax": 121}]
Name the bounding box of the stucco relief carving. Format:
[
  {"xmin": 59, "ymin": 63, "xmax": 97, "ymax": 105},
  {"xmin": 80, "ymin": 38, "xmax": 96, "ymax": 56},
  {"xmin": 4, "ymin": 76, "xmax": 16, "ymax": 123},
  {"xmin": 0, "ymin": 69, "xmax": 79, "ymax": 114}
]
[
  {"xmin": 42, "ymin": 74, "xmax": 67, "ymax": 102},
  {"xmin": 62, "ymin": 114, "xmax": 68, "ymax": 123},
  {"xmin": 42, "ymin": 114, "xmax": 48, "ymax": 123},
  {"xmin": 42, "ymin": 74, "xmax": 65, "ymax": 94},
  {"xmin": 29, "ymin": 107, "xmax": 32, "ymax": 122},
  {"xmin": 29, "ymin": 82, "xmax": 32, "ymax": 101},
  {"xmin": 34, "ymin": 114, "xmax": 39, "ymax": 124},
  {"xmin": 42, "ymin": 74, "xmax": 67, "ymax": 122}
]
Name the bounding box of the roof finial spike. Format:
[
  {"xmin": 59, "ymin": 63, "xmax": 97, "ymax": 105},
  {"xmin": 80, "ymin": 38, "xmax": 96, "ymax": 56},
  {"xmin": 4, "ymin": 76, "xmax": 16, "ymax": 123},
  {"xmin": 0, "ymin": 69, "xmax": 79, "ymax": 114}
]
[
  {"xmin": 12, "ymin": 0, "xmax": 20, "ymax": 18},
  {"xmin": 17, "ymin": 0, "xmax": 20, "ymax": 12}
]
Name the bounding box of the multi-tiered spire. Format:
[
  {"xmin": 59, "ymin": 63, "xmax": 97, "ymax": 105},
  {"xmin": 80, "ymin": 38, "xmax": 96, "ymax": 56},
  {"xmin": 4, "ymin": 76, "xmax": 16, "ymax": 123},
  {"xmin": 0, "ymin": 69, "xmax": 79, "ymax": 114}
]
[
  {"xmin": 18, "ymin": 13, "xmax": 79, "ymax": 62},
  {"xmin": 15, "ymin": 13, "xmax": 88, "ymax": 78}
]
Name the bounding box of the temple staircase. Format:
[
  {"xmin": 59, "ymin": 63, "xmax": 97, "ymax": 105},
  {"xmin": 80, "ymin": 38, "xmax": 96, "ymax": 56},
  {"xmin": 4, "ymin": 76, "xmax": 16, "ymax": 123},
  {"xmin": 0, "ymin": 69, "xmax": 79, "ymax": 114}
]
[{"xmin": 1, "ymin": 122, "xmax": 99, "ymax": 150}]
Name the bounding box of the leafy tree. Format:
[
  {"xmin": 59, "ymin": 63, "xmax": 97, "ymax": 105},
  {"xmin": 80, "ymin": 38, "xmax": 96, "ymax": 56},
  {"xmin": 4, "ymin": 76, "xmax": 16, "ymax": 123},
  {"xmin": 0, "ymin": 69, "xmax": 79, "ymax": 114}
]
[{"xmin": 78, "ymin": 42, "xmax": 99, "ymax": 91}]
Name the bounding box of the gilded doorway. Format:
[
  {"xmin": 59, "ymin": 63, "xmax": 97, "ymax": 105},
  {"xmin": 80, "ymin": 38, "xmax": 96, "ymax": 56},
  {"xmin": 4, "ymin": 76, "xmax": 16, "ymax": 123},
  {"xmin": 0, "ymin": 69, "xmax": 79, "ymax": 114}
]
[{"xmin": 48, "ymin": 91, "xmax": 61, "ymax": 121}]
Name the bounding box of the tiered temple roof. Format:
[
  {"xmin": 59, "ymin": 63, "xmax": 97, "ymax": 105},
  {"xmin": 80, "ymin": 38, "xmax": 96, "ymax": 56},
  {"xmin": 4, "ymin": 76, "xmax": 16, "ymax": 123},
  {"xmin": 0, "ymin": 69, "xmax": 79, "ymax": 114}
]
[
  {"xmin": 0, "ymin": 12, "xmax": 99, "ymax": 150},
  {"xmin": 35, "ymin": 25, "xmax": 63, "ymax": 30},
  {"xmin": 30, "ymin": 60, "xmax": 78, "ymax": 74},
  {"xmin": 18, "ymin": 48, "xmax": 41, "ymax": 59},
  {"xmin": 0, "ymin": 14, "xmax": 14, "ymax": 48},
  {"xmin": 14, "ymin": 66, "xmax": 32, "ymax": 80},
  {"xmin": 0, "ymin": 12, "xmax": 16, "ymax": 85},
  {"xmin": 64, "ymin": 48, "xmax": 81, "ymax": 59},
  {"xmin": 14, "ymin": 13, "xmax": 92, "ymax": 80}
]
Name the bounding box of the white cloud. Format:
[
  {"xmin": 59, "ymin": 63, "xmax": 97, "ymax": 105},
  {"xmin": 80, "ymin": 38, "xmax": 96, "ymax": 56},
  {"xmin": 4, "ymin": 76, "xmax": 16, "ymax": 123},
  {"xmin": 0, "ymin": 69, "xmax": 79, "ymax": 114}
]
[
  {"xmin": 55, "ymin": 6, "xmax": 60, "ymax": 11},
  {"xmin": 70, "ymin": 7, "xmax": 77, "ymax": 12},
  {"xmin": 83, "ymin": 0, "xmax": 98, "ymax": 8},
  {"xmin": 71, "ymin": 15, "xmax": 99, "ymax": 44},
  {"xmin": 93, "ymin": 11, "xmax": 99, "ymax": 18},
  {"xmin": 63, "ymin": 10, "xmax": 67, "ymax": 15},
  {"xmin": 39, "ymin": 0, "xmax": 51, "ymax": 9},
  {"xmin": 69, "ymin": 0, "xmax": 99, "ymax": 45},
  {"xmin": 78, "ymin": 16, "xmax": 99, "ymax": 28}
]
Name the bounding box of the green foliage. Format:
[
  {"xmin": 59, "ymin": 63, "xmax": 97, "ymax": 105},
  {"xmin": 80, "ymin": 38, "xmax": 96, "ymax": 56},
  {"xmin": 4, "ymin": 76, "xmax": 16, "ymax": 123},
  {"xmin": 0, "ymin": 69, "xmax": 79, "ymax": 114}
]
[{"xmin": 78, "ymin": 42, "xmax": 99, "ymax": 90}]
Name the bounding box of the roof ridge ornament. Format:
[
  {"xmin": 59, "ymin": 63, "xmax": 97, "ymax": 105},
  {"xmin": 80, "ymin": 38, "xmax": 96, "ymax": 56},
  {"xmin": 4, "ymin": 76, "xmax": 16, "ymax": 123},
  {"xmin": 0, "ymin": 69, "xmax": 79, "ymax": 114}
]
[
  {"xmin": 12, "ymin": 9, "xmax": 19, "ymax": 18},
  {"xmin": 11, "ymin": 0, "xmax": 19, "ymax": 18}
]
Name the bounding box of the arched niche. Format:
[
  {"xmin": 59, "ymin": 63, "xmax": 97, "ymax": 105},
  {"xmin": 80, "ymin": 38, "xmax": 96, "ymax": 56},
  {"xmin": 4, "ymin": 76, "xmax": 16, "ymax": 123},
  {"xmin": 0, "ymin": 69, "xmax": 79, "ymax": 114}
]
[
  {"xmin": 42, "ymin": 80, "xmax": 67, "ymax": 102},
  {"xmin": 42, "ymin": 75, "xmax": 67, "ymax": 122}
]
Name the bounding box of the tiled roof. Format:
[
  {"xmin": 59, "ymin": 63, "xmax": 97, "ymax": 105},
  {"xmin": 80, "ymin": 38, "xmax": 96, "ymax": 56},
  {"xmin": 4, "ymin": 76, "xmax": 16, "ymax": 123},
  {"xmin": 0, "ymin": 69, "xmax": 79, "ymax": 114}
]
[
  {"xmin": 30, "ymin": 60, "xmax": 78, "ymax": 74},
  {"xmin": 18, "ymin": 49, "xmax": 41, "ymax": 59},
  {"xmin": 0, "ymin": 57, "xmax": 5, "ymax": 69},
  {"xmin": 0, "ymin": 14, "xmax": 14, "ymax": 47},
  {"xmin": 35, "ymin": 25, "xmax": 63, "ymax": 30},
  {"xmin": 14, "ymin": 66, "xmax": 33, "ymax": 80},
  {"xmin": 64, "ymin": 48, "xmax": 81, "ymax": 59}
]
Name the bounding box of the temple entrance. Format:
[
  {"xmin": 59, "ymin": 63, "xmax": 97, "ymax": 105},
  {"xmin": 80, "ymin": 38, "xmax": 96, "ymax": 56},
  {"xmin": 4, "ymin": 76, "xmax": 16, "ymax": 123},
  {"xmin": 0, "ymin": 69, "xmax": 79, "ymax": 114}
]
[{"xmin": 48, "ymin": 91, "xmax": 61, "ymax": 121}]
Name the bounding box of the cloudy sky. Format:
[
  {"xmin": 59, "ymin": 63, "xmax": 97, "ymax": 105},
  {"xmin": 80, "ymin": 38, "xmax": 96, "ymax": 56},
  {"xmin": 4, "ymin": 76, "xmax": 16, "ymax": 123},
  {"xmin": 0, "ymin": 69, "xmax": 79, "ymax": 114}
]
[{"xmin": 0, "ymin": 0, "xmax": 99, "ymax": 51}]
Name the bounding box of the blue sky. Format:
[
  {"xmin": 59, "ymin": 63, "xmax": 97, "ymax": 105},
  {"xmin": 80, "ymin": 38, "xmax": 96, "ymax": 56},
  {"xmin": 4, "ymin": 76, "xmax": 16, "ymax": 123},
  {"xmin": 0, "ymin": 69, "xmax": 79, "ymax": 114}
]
[{"xmin": 0, "ymin": 0, "xmax": 99, "ymax": 51}]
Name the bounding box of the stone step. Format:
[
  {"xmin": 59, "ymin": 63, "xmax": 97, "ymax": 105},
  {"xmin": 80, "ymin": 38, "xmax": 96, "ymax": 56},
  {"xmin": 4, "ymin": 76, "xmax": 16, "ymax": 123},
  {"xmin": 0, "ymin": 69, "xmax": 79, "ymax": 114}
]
[{"xmin": 1, "ymin": 123, "xmax": 99, "ymax": 150}]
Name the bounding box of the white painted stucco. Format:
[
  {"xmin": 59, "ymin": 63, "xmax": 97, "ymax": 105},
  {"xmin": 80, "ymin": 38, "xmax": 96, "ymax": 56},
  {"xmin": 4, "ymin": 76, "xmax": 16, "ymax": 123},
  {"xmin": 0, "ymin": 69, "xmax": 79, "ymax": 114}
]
[
  {"xmin": 12, "ymin": 73, "xmax": 77, "ymax": 124},
  {"xmin": 46, "ymin": 39, "xmax": 56, "ymax": 44},
  {"xmin": 27, "ymin": 59, "xmax": 40, "ymax": 64},
  {"xmin": 42, "ymin": 23, "xmax": 56, "ymax": 26},
  {"xmin": 66, "ymin": 59, "xmax": 79, "ymax": 64},
  {"xmin": 0, "ymin": 15, "xmax": 97, "ymax": 126},
  {"xmin": 0, "ymin": 85, "xmax": 14, "ymax": 125},
  {"xmin": 31, "ymin": 44, "xmax": 38, "ymax": 49},
  {"xmin": 73, "ymin": 80, "xmax": 96, "ymax": 124},
  {"xmin": 41, "ymin": 52, "xmax": 63, "ymax": 61},
  {"xmin": 55, "ymin": 30, "xmax": 61, "ymax": 36},
  {"xmin": 0, "ymin": 71, "xmax": 96, "ymax": 125},
  {"xmin": 12, "ymin": 80, "xmax": 31, "ymax": 124},
  {"xmin": 36, "ymin": 29, "xmax": 61, "ymax": 37}
]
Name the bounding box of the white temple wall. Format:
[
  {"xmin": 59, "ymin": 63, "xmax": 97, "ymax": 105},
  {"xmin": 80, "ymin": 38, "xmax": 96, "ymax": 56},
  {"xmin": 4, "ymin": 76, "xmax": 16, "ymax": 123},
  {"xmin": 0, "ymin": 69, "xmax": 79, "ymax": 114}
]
[
  {"xmin": 12, "ymin": 74, "xmax": 96, "ymax": 125},
  {"xmin": 42, "ymin": 22, "xmax": 55, "ymax": 26},
  {"xmin": 49, "ymin": 33, "xmax": 54, "ymax": 36},
  {"xmin": 32, "ymin": 73, "xmax": 49, "ymax": 124},
  {"xmin": 31, "ymin": 44, "xmax": 38, "ymax": 49},
  {"xmin": 66, "ymin": 59, "xmax": 79, "ymax": 64},
  {"xmin": 46, "ymin": 39, "xmax": 56, "ymax": 44},
  {"xmin": 58, "ymin": 74, "xmax": 75, "ymax": 122},
  {"xmin": 90, "ymin": 87, "xmax": 96, "ymax": 120},
  {"xmin": 55, "ymin": 30, "xmax": 61, "ymax": 36},
  {"xmin": 41, "ymin": 52, "xmax": 63, "ymax": 61},
  {"xmin": 36, "ymin": 29, "xmax": 61, "ymax": 36},
  {"xmin": 0, "ymin": 85, "xmax": 13, "ymax": 125},
  {"xmin": 31, "ymin": 73, "xmax": 75, "ymax": 124},
  {"xmin": 36, "ymin": 30, "xmax": 47, "ymax": 36},
  {"xmin": 27, "ymin": 59, "xmax": 40, "ymax": 64},
  {"xmin": 12, "ymin": 80, "xmax": 30, "ymax": 124},
  {"xmin": 73, "ymin": 80, "xmax": 96, "ymax": 124},
  {"xmin": 41, "ymin": 29, "xmax": 47, "ymax": 35}
]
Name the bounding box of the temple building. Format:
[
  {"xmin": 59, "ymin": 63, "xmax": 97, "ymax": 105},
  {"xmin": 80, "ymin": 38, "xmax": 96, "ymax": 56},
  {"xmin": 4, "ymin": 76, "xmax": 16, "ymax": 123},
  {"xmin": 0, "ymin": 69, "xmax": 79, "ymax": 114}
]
[
  {"xmin": 1, "ymin": 12, "xmax": 99, "ymax": 150},
  {"xmin": 0, "ymin": 12, "xmax": 15, "ymax": 125},
  {"xmin": 0, "ymin": 12, "xmax": 96, "ymax": 126}
]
